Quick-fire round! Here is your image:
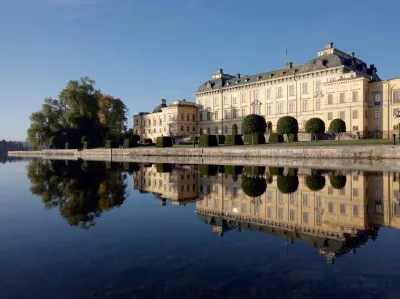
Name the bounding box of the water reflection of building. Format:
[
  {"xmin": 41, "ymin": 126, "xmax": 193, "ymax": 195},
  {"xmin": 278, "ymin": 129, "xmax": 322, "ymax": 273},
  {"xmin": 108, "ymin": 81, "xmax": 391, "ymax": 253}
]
[
  {"xmin": 133, "ymin": 164, "xmax": 198, "ymax": 205},
  {"xmin": 195, "ymin": 168, "xmax": 400, "ymax": 262}
]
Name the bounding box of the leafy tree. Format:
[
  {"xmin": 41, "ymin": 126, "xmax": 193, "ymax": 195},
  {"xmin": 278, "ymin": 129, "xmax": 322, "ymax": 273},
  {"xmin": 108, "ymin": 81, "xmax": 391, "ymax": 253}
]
[
  {"xmin": 242, "ymin": 177, "xmax": 267, "ymax": 197},
  {"xmin": 241, "ymin": 114, "xmax": 267, "ymax": 134},
  {"xmin": 329, "ymin": 175, "xmax": 347, "ymax": 190},
  {"xmin": 305, "ymin": 175, "xmax": 326, "ymax": 191},
  {"xmin": 276, "ymin": 116, "xmax": 299, "ymax": 141},
  {"xmin": 305, "ymin": 118, "xmax": 325, "ymax": 141},
  {"xmin": 328, "ymin": 119, "xmax": 346, "ymax": 141}
]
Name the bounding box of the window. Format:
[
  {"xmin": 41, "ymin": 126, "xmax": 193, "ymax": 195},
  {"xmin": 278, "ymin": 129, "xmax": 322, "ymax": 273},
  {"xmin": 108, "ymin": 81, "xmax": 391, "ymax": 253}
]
[
  {"xmin": 316, "ymin": 80, "xmax": 321, "ymax": 92},
  {"xmin": 352, "ymin": 110, "xmax": 358, "ymax": 119},
  {"xmin": 328, "ymin": 112, "xmax": 333, "ymax": 120},
  {"xmin": 278, "ymin": 103, "xmax": 283, "ymax": 114},
  {"xmin": 241, "ymin": 93, "xmax": 246, "ymax": 103},
  {"xmin": 289, "ymin": 193, "xmax": 295, "ymax": 205},
  {"xmin": 328, "ymin": 187, "xmax": 333, "ymax": 195},
  {"xmin": 302, "ymin": 194, "xmax": 308, "ymax": 206},
  {"xmin": 206, "ymin": 112, "xmax": 211, "ymax": 121},
  {"xmin": 253, "ymin": 90, "xmax": 259, "ymax": 101},
  {"xmin": 192, "ymin": 126, "xmax": 195, "ymax": 132},
  {"xmin": 186, "ymin": 126, "xmax": 189, "ymax": 132},
  {"xmin": 340, "ymin": 204, "xmax": 346, "ymax": 215},
  {"xmin": 353, "ymin": 205, "xmax": 359, "ymax": 217},
  {"xmin": 353, "ymin": 188, "xmax": 358, "ymax": 197},
  {"xmin": 340, "ymin": 188, "xmax": 346, "ymax": 196},
  {"xmin": 302, "ymin": 100, "xmax": 308, "ymax": 112},
  {"xmin": 393, "ymin": 90, "xmax": 400, "ymax": 104},
  {"xmin": 316, "ymin": 196, "xmax": 322, "ymax": 208},
  {"xmin": 316, "ymin": 213, "xmax": 322, "ymax": 226},
  {"xmin": 316, "ymin": 98, "xmax": 321, "ymax": 110},
  {"xmin": 340, "ymin": 92, "xmax": 345, "ymax": 103},
  {"xmin": 180, "ymin": 125, "xmax": 184, "ymax": 131},
  {"xmin": 266, "ymin": 190, "xmax": 273, "ymax": 201},
  {"xmin": 352, "ymin": 126, "xmax": 359, "ymax": 131},
  {"xmin": 232, "ymin": 108, "xmax": 237, "ymax": 118},
  {"xmin": 289, "ymin": 209, "xmax": 295, "ymax": 221},
  {"xmin": 266, "ymin": 104, "xmax": 272, "ymax": 115},
  {"xmin": 289, "ymin": 101, "xmax": 294, "ymax": 113},
  {"xmin": 374, "ymin": 92, "xmax": 382, "ymax": 105},
  {"xmin": 374, "ymin": 110, "xmax": 381, "ymax": 119},
  {"xmin": 241, "ymin": 107, "xmax": 246, "ymax": 117},
  {"xmin": 224, "ymin": 126, "xmax": 228, "ymax": 134},
  {"xmin": 328, "ymin": 93, "xmax": 333, "ymax": 105},
  {"xmin": 224, "ymin": 110, "xmax": 229, "ymax": 119},
  {"xmin": 267, "ymin": 88, "xmax": 272, "ymax": 99},
  {"xmin": 278, "ymin": 208, "xmax": 283, "ymax": 220},
  {"xmin": 289, "ymin": 85, "xmax": 295, "ymax": 96},
  {"xmin": 267, "ymin": 207, "xmax": 272, "ymax": 218},
  {"xmin": 339, "ymin": 111, "xmax": 345, "ymax": 120},
  {"xmin": 303, "ymin": 212, "xmax": 309, "ymax": 223},
  {"xmin": 205, "ymin": 99, "xmax": 210, "ymax": 109},
  {"xmin": 213, "ymin": 97, "xmax": 219, "ymax": 107},
  {"xmin": 214, "ymin": 111, "xmax": 219, "ymax": 120},
  {"xmin": 233, "ymin": 96, "xmax": 237, "ymax": 104},
  {"xmin": 199, "ymin": 112, "xmax": 203, "ymax": 121},
  {"xmin": 223, "ymin": 96, "xmax": 228, "ymax": 105},
  {"xmin": 302, "ymin": 82, "xmax": 308, "ymax": 94},
  {"xmin": 352, "ymin": 91, "xmax": 358, "ymax": 102},
  {"xmin": 277, "ymin": 87, "xmax": 283, "ymax": 98},
  {"xmin": 328, "ymin": 202, "xmax": 334, "ymax": 213},
  {"xmin": 241, "ymin": 203, "xmax": 247, "ymax": 214}
]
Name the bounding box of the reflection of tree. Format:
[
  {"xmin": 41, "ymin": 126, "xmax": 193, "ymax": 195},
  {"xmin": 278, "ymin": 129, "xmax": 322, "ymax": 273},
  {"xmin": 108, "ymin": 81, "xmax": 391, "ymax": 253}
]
[
  {"xmin": 242, "ymin": 177, "xmax": 267, "ymax": 197},
  {"xmin": 27, "ymin": 159, "xmax": 128, "ymax": 229},
  {"xmin": 305, "ymin": 175, "xmax": 326, "ymax": 191},
  {"xmin": 277, "ymin": 175, "xmax": 299, "ymax": 194},
  {"xmin": 329, "ymin": 175, "xmax": 347, "ymax": 190}
]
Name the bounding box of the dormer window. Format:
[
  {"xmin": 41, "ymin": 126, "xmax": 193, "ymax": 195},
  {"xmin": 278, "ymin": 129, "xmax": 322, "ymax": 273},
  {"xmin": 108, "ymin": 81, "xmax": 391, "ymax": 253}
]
[
  {"xmin": 258, "ymin": 76, "xmax": 262, "ymax": 80},
  {"xmin": 245, "ymin": 78, "xmax": 249, "ymax": 82},
  {"xmin": 236, "ymin": 80, "xmax": 240, "ymax": 84},
  {"xmin": 269, "ymin": 73, "xmax": 274, "ymax": 77}
]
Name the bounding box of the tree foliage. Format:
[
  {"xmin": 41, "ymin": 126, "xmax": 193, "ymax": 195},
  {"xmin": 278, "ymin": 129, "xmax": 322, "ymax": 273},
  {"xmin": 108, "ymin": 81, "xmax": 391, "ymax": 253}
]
[
  {"xmin": 242, "ymin": 177, "xmax": 267, "ymax": 197},
  {"xmin": 305, "ymin": 118, "xmax": 326, "ymax": 134},
  {"xmin": 27, "ymin": 77, "xmax": 128, "ymax": 149},
  {"xmin": 26, "ymin": 159, "xmax": 128, "ymax": 228},
  {"xmin": 328, "ymin": 119, "xmax": 346, "ymax": 138},
  {"xmin": 241, "ymin": 114, "xmax": 267, "ymax": 134},
  {"xmin": 305, "ymin": 175, "xmax": 326, "ymax": 191},
  {"xmin": 277, "ymin": 175, "xmax": 299, "ymax": 194},
  {"xmin": 276, "ymin": 116, "xmax": 299, "ymax": 136},
  {"xmin": 329, "ymin": 175, "xmax": 347, "ymax": 190}
]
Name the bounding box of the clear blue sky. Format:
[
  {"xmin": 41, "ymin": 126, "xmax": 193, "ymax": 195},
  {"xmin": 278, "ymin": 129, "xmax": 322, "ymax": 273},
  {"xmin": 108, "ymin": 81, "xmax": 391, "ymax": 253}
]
[{"xmin": 1, "ymin": 0, "xmax": 399, "ymax": 141}]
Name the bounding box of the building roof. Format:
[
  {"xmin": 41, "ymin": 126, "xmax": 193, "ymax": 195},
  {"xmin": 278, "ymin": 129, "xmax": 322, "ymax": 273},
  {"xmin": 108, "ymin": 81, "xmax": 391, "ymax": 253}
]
[
  {"xmin": 152, "ymin": 102, "xmax": 168, "ymax": 113},
  {"xmin": 196, "ymin": 48, "xmax": 380, "ymax": 93}
]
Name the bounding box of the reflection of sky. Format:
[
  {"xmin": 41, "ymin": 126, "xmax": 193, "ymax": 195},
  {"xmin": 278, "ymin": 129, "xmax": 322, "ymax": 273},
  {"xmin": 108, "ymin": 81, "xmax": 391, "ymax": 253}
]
[{"xmin": 0, "ymin": 161, "xmax": 400, "ymax": 298}]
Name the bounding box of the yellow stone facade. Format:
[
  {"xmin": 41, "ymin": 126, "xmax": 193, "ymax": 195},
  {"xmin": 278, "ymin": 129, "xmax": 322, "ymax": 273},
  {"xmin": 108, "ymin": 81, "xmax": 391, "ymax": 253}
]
[
  {"xmin": 133, "ymin": 99, "xmax": 197, "ymax": 143},
  {"xmin": 195, "ymin": 43, "xmax": 400, "ymax": 138}
]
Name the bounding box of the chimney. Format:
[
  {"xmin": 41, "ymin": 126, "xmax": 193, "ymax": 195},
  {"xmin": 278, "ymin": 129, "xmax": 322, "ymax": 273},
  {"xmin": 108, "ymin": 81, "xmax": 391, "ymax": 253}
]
[
  {"xmin": 219, "ymin": 68, "xmax": 223, "ymax": 74},
  {"xmin": 236, "ymin": 73, "xmax": 241, "ymax": 79},
  {"xmin": 326, "ymin": 42, "xmax": 334, "ymax": 49},
  {"xmin": 285, "ymin": 61, "xmax": 293, "ymax": 69},
  {"xmin": 161, "ymin": 99, "xmax": 166, "ymax": 105}
]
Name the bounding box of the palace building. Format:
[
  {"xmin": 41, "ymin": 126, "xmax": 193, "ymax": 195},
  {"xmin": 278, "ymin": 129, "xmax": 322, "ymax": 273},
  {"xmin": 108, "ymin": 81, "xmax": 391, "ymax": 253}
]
[{"xmin": 195, "ymin": 42, "xmax": 400, "ymax": 138}]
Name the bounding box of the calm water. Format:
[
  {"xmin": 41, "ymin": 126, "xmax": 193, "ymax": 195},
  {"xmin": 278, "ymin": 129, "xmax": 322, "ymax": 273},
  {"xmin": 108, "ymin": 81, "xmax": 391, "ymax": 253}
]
[{"xmin": 1, "ymin": 159, "xmax": 400, "ymax": 299}]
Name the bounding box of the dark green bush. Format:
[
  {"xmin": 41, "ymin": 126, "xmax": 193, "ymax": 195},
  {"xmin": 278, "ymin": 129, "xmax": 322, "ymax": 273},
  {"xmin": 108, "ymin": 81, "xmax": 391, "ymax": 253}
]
[
  {"xmin": 242, "ymin": 114, "xmax": 267, "ymax": 134},
  {"xmin": 198, "ymin": 135, "xmax": 218, "ymax": 147},
  {"xmin": 269, "ymin": 133, "xmax": 284, "ymax": 143},
  {"xmin": 288, "ymin": 134, "xmax": 298, "ymax": 143},
  {"xmin": 305, "ymin": 175, "xmax": 326, "ymax": 191},
  {"xmin": 328, "ymin": 119, "xmax": 346, "ymax": 140},
  {"xmin": 217, "ymin": 135, "xmax": 226, "ymax": 145},
  {"xmin": 242, "ymin": 177, "xmax": 267, "ymax": 197},
  {"xmin": 156, "ymin": 136, "xmax": 173, "ymax": 148},
  {"xmin": 305, "ymin": 118, "xmax": 325, "ymax": 134},
  {"xmin": 105, "ymin": 140, "xmax": 118, "ymax": 149},
  {"xmin": 198, "ymin": 164, "xmax": 219, "ymax": 177},
  {"xmin": 329, "ymin": 175, "xmax": 347, "ymax": 189},
  {"xmin": 156, "ymin": 163, "xmax": 173, "ymax": 173},
  {"xmin": 224, "ymin": 165, "xmax": 243, "ymax": 176},
  {"xmin": 218, "ymin": 165, "xmax": 225, "ymax": 173},
  {"xmin": 225, "ymin": 135, "xmax": 244, "ymax": 146},
  {"xmin": 269, "ymin": 167, "xmax": 284, "ymax": 176},
  {"xmin": 244, "ymin": 133, "xmax": 266, "ymax": 145},
  {"xmin": 277, "ymin": 175, "xmax": 299, "ymax": 194},
  {"xmin": 277, "ymin": 116, "xmax": 299, "ymax": 136},
  {"xmin": 83, "ymin": 141, "xmax": 92, "ymax": 149},
  {"xmin": 244, "ymin": 166, "xmax": 266, "ymax": 176}
]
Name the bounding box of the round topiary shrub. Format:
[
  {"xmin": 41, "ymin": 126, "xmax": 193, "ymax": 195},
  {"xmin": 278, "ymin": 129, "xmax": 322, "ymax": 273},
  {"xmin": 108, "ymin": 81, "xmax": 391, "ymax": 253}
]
[
  {"xmin": 305, "ymin": 175, "xmax": 326, "ymax": 191},
  {"xmin": 328, "ymin": 119, "xmax": 346, "ymax": 140},
  {"xmin": 277, "ymin": 175, "xmax": 299, "ymax": 194},
  {"xmin": 305, "ymin": 118, "xmax": 325, "ymax": 135},
  {"xmin": 329, "ymin": 175, "xmax": 347, "ymax": 189},
  {"xmin": 242, "ymin": 177, "xmax": 267, "ymax": 197},
  {"xmin": 276, "ymin": 116, "xmax": 299, "ymax": 137},
  {"xmin": 242, "ymin": 114, "xmax": 267, "ymax": 134}
]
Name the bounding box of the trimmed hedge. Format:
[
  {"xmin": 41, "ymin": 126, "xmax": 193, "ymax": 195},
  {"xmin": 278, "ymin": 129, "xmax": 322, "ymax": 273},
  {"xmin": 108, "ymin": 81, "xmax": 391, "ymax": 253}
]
[
  {"xmin": 244, "ymin": 166, "xmax": 266, "ymax": 176},
  {"xmin": 269, "ymin": 167, "xmax": 284, "ymax": 176},
  {"xmin": 242, "ymin": 114, "xmax": 267, "ymax": 134},
  {"xmin": 225, "ymin": 135, "xmax": 244, "ymax": 146},
  {"xmin": 105, "ymin": 140, "xmax": 118, "ymax": 149},
  {"xmin": 288, "ymin": 134, "xmax": 298, "ymax": 143},
  {"xmin": 198, "ymin": 135, "xmax": 218, "ymax": 147},
  {"xmin": 218, "ymin": 165, "xmax": 225, "ymax": 173},
  {"xmin": 269, "ymin": 133, "xmax": 284, "ymax": 143},
  {"xmin": 156, "ymin": 163, "xmax": 173, "ymax": 173},
  {"xmin": 156, "ymin": 136, "xmax": 173, "ymax": 148},
  {"xmin": 277, "ymin": 175, "xmax": 299, "ymax": 194},
  {"xmin": 224, "ymin": 165, "xmax": 243, "ymax": 176},
  {"xmin": 244, "ymin": 133, "xmax": 266, "ymax": 145},
  {"xmin": 276, "ymin": 116, "xmax": 299, "ymax": 136},
  {"xmin": 329, "ymin": 175, "xmax": 347, "ymax": 189},
  {"xmin": 305, "ymin": 175, "xmax": 326, "ymax": 191},
  {"xmin": 198, "ymin": 164, "xmax": 219, "ymax": 177},
  {"xmin": 83, "ymin": 141, "xmax": 92, "ymax": 149},
  {"xmin": 242, "ymin": 177, "xmax": 267, "ymax": 197},
  {"xmin": 217, "ymin": 135, "xmax": 226, "ymax": 145},
  {"xmin": 286, "ymin": 168, "xmax": 298, "ymax": 176}
]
